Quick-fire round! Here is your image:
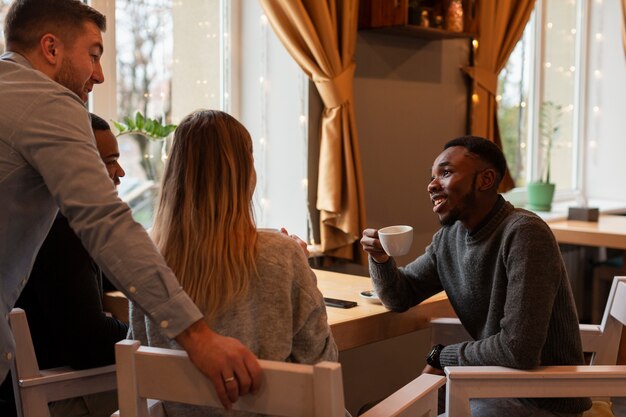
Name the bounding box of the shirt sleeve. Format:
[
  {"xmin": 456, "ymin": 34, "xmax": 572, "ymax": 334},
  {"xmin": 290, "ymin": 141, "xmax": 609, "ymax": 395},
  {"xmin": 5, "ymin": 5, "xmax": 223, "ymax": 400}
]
[{"xmin": 17, "ymin": 88, "xmax": 202, "ymax": 339}]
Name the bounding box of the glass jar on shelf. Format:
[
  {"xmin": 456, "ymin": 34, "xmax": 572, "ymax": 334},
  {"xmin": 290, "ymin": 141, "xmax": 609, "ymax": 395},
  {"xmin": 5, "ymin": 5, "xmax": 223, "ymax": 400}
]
[{"xmin": 445, "ymin": 0, "xmax": 464, "ymax": 32}]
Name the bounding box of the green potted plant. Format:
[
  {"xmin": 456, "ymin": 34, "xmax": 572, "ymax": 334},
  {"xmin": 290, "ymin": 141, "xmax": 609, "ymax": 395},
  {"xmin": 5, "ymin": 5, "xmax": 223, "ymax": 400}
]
[
  {"xmin": 526, "ymin": 101, "xmax": 562, "ymax": 211},
  {"xmin": 112, "ymin": 111, "xmax": 176, "ymax": 181}
]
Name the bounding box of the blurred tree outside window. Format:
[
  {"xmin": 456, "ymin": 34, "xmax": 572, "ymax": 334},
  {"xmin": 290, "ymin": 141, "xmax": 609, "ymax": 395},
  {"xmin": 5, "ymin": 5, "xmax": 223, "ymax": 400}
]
[{"xmin": 113, "ymin": 0, "xmax": 222, "ymax": 228}]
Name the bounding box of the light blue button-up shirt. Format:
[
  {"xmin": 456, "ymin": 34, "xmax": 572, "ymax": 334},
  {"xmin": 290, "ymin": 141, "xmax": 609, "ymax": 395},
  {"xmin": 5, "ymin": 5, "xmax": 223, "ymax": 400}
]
[{"xmin": 0, "ymin": 52, "xmax": 203, "ymax": 380}]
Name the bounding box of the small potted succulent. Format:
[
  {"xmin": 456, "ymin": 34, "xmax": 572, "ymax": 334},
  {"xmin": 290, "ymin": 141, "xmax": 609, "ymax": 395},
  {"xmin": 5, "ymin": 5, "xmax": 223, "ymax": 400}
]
[{"xmin": 526, "ymin": 101, "xmax": 562, "ymax": 211}]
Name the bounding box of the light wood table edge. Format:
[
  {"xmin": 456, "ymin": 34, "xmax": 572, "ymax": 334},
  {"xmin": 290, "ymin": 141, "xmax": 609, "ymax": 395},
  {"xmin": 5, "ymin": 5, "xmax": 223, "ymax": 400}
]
[{"xmin": 331, "ymin": 292, "xmax": 455, "ymax": 351}]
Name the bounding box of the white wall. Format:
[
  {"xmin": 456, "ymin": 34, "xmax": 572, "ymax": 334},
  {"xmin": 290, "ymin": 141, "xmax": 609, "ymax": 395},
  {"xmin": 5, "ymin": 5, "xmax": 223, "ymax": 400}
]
[{"xmin": 584, "ymin": 0, "xmax": 626, "ymax": 200}]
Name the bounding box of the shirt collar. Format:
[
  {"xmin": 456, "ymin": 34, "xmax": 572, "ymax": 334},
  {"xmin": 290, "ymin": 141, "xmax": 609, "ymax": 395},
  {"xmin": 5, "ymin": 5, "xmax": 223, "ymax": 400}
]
[
  {"xmin": 0, "ymin": 51, "xmax": 33, "ymax": 68},
  {"xmin": 468, "ymin": 195, "xmax": 507, "ymax": 237}
]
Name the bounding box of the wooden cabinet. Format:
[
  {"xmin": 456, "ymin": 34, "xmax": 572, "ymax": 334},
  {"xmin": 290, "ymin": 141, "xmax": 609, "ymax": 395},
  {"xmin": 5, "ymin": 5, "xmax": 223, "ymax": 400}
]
[
  {"xmin": 358, "ymin": 0, "xmax": 408, "ymax": 29},
  {"xmin": 358, "ymin": 0, "xmax": 474, "ymax": 40}
]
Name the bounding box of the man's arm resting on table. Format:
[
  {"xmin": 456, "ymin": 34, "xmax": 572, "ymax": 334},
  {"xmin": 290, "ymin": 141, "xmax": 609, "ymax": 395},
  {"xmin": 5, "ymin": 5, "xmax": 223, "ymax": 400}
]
[{"xmin": 175, "ymin": 319, "xmax": 263, "ymax": 410}]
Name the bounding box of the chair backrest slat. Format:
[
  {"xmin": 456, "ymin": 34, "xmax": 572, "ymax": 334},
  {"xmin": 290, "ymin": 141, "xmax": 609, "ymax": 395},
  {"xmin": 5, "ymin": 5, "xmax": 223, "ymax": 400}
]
[
  {"xmin": 9, "ymin": 308, "xmax": 40, "ymax": 379},
  {"xmin": 116, "ymin": 340, "xmax": 345, "ymax": 417},
  {"xmin": 590, "ymin": 277, "xmax": 626, "ymax": 365},
  {"xmin": 610, "ymin": 281, "xmax": 626, "ymax": 326}
]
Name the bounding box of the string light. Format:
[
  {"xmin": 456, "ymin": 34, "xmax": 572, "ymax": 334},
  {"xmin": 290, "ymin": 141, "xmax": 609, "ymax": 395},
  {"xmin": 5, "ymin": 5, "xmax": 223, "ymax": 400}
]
[
  {"xmin": 588, "ymin": 0, "xmax": 604, "ymax": 170},
  {"xmin": 298, "ymin": 70, "xmax": 312, "ymax": 244},
  {"xmin": 255, "ymin": 13, "xmax": 269, "ymax": 226}
]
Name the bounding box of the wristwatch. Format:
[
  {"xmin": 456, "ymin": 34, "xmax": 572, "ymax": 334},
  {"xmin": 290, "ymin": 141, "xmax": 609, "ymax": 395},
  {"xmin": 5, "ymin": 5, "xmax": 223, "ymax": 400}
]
[{"xmin": 426, "ymin": 344, "xmax": 445, "ymax": 370}]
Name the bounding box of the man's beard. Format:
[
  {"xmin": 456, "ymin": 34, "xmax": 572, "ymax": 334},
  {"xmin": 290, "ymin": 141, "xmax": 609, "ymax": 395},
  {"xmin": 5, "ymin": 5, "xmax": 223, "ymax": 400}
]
[
  {"xmin": 439, "ymin": 174, "xmax": 478, "ymax": 227},
  {"xmin": 55, "ymin": 57, "xmax": 84, "ymax": 101}
]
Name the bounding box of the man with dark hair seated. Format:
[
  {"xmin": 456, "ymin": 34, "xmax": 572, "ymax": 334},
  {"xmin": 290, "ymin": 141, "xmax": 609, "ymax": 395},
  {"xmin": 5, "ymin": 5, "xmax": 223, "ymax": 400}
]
[
  {"xmin": 0, "ymin": 114, "xmax": 128, "ymax": 417},
  {"xmin": 361, "ymin": 136, "xmax": 592, "ymax": 417}
]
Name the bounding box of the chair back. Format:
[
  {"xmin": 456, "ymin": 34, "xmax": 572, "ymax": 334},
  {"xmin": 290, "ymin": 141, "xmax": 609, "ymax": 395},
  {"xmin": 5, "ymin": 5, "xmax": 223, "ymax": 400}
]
[
  {"xmin": 8, "ymin": 308, "xmax": 38, "ymax": 416},
  {"xmin": 582, "ymin": 276, "xmax": 626, "ymax": 365},
  {"xmin": 115, "ymin": 340, "xmax": 346, "ymax": 417},
  {"xmin": 441, "ymin": 276, "xmax": 626, "ymax": 417},
  {"xmin": 8, "ymin": 308, "xmax": 116, "ymax": 417}
]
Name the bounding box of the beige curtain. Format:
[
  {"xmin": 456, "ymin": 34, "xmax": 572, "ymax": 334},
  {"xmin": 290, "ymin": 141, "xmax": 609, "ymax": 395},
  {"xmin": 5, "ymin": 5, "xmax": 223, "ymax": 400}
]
[
  {"xmin": 465, "ymin": 0, "xmax": 536, "ymax": 192},
  {"xmin": 258, "ymin": 0, "xmax": 365, "ymax": 261}
]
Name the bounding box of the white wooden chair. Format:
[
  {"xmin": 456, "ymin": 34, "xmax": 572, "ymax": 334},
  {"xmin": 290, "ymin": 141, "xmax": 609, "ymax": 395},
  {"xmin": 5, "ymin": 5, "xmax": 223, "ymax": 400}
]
[
  {"xmin": 114, "ymin": 339, "xmax": 446, "ymax": 417},
  {"xmin": 8, "ymin": 308, "xmax": 117, "ymax": 417},
  {"xmin": 429, "ymin": 276, "xmax": 626, "ymax": 417}
]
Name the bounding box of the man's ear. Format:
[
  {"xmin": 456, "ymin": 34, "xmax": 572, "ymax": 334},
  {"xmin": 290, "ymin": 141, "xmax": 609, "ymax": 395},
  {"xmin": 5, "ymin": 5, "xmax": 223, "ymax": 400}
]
[
  {"xmin": 40, "ymin": 34, "xmax": 59, "ymax": 64},
  {"xmin": 477, "ymin": 168, "xmax": 497, "ymax": 191}
]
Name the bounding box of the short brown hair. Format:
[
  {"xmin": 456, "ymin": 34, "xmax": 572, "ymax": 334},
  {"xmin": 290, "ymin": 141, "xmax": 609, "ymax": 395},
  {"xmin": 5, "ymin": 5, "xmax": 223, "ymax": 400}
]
[{"xmin": 4, "ymin": 0, "xmax": 106, "ymax": 52}]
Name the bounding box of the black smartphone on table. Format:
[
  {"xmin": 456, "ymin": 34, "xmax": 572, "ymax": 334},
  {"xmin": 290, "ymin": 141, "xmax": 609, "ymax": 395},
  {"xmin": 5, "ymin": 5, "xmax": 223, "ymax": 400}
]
[{"xmin": 323, "ymin": 297, "xmax": 357, "ymax": 309}]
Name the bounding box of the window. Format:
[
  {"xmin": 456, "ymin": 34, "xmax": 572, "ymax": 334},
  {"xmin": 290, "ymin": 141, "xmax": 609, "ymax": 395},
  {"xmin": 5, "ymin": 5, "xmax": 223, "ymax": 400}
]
[
  {"xmin": 0, "ymin": 0, "xmax": 9, "ymax": 52},
  {"xmin": 498, "ymin": 0, "xmax": 587, "ymax": 199},
  {"xmin": 91, "ymin": 0, "xmax": 224, "ymax": 228},
  {"xmin": 91, "ymin": 0, "xmax": 310, "ymax": 237}
]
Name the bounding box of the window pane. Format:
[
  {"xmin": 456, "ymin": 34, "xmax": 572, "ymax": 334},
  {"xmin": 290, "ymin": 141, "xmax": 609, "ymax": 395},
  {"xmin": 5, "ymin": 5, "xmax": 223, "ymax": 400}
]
[
  {"xmin": 114, "ymin": 0, "xmax": 221, "ymax": 227},
  {"xmin": 499, "ymin": 0, "xmax": 583, "ymax": 195},
  {"xmin": 541, "ymin": 0, "xmax": 579, "ymax": 190},
  {"xmin": 498, "ymin": 22, "xmax": 533, "ymax": 187},
  {"xmin": 0, "ymin": 0, "xmax": 10, "ymax": 53}
]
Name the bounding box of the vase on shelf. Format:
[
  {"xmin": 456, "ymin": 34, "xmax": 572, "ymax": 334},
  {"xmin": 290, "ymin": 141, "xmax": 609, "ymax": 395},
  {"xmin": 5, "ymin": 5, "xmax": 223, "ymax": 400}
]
[{"xmin": 445, "ymin": 0, "xmax": 464, "ymax": 32}]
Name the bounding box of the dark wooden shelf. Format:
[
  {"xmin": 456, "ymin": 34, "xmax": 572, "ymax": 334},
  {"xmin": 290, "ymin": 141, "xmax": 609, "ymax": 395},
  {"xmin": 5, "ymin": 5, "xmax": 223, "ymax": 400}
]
[{"xmin": 362, "ymin": 24, "xmax": 473, "ymax": 40}]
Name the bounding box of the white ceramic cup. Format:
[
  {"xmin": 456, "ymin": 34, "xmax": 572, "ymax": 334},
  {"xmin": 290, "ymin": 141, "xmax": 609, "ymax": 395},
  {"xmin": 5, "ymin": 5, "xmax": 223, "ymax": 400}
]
[{"xmin": 378, "ymin": 225, "xmax": 413, "ymax": 256}]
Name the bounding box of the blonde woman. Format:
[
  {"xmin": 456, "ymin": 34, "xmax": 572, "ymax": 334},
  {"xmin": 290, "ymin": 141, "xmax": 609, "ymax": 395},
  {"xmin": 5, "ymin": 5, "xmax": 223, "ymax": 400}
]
[{"xmin": 128, "ymin": 110, "xmax": 337, "ymax": 417}]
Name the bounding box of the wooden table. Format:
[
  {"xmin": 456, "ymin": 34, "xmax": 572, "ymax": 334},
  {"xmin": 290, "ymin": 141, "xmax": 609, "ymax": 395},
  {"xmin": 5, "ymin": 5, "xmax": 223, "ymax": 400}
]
[
  {"xmin": 547, "ymin": 214, "xmax": 626, "ymax": 364},
  {"xmin": 314, "ymin": 269, "xmax": 454, "ymax": 351},
  {"xmin": 547, "ymin": 214, "xmax": 626, "ymax": 250},
  {"xmin": 104, "ymin": 269, "xmax": 455, "ymax": 352}
]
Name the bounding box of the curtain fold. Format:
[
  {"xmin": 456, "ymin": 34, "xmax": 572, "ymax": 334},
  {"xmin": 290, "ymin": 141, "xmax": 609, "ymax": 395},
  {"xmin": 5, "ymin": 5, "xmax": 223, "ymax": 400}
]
[
  {"xmin": 259, "ymin": 0, "xmax": 366, "ymax": 260},
  {"xmin": 465, "ymin": 0, "xmax": 536, "ymax": 192}
]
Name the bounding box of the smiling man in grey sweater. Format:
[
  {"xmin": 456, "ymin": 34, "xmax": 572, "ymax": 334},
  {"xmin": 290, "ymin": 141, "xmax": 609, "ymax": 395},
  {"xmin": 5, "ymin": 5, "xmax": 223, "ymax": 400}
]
[{"xmin": 360, "ymin": 136, "xmax": 591, "ymax": 417}]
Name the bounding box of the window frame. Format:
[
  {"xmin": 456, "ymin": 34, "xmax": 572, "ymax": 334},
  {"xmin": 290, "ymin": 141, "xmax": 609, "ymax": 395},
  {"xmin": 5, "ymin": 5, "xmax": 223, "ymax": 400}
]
[{"xmin": 503, "ymin": 0, "xmax": 591, "ymax": 206}]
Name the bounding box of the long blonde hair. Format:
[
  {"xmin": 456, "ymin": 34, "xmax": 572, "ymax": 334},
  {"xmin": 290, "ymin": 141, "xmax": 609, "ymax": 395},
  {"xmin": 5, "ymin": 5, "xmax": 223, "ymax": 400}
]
[{"xmin": 151, "ymin": 110, "xmax": 258, "ymax": 320}]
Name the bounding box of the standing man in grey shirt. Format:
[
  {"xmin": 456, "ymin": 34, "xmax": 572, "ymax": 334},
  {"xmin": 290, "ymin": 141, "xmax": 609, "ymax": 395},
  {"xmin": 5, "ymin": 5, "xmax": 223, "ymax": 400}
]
[
  {"xmin": 360, "ymin": 136, "xmax": 591, "ymax": 416},
  {"xmin": 0, "ymin": 0, "xmax": 260, "ymax": 410}
]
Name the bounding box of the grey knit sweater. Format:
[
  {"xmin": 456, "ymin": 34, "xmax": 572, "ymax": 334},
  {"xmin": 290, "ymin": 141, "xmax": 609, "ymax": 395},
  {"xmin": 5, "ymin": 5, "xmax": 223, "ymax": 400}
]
[
  {"xmin": 370, "ymin": 197, "xmax": 591, "ymax": 413},
  {"xmin": 129, "ymin": 231, "xmax": 338, "ymax": 417}
]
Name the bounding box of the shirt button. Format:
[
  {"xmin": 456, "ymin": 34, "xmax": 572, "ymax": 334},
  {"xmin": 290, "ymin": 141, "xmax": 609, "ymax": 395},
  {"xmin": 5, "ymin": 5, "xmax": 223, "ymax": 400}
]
[
  {"xmin": 5, "ymin": 352, "xmax": 12, "ymax": 360},
  {"xmin": 129, "ymin": 286, "xmax": 137, "ymax": 294},
  {"xmin": 160, "ymin": 320, "xmax": 169, "ymax": 329}
]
